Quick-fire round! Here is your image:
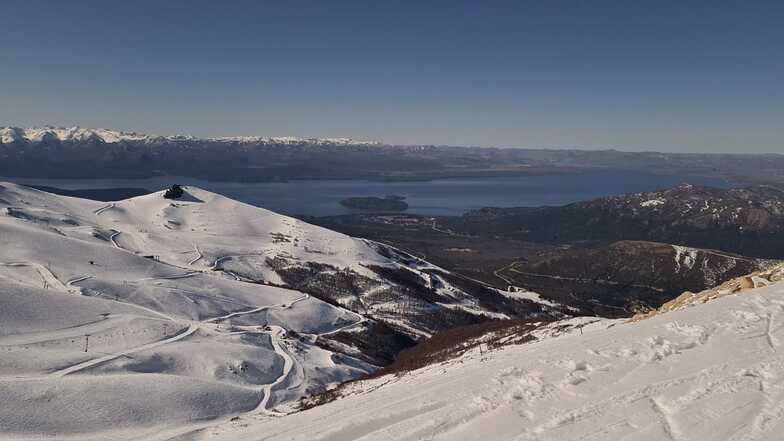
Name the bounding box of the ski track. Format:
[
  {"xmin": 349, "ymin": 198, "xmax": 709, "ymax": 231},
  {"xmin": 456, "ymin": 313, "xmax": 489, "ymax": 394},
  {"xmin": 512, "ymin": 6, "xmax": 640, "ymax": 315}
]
[
  {"xmin": 765, "ymin": 312, "xmax": 778, "ymax": 352},
  {"xmin": 18, "ymin": 266, "xmax": 326, "ymax": 434},
  {"xmin": 316, "ymin": 309, "xmax": 366, "ymax": 338},
  {"xmin": 0, "ymin": 228, "xmax": 335, "ymax": 424},
  {"xmin": 65, "ymin": 274, "xmax": 93, "ymax": 288},
  {"xmin": 188, "ymin": 244, "xmax": 203, "ymax": 265},
  {"xmin": 650, "ymin": 397, "xmax": 679, "ymax": 441},
  {"xmin": 257, "ymin": 325, "xmax": 296, "ymax": 415},
  {"xmin": 93, "ymin": 203, "xmax": 115, "ymax": 216},
  {"xmin": 0, "ymin": 314, "xmax": 137, "ymax": 347},
  {"xmin": 0, "ymin": 261, "xmax": 68, "ymax": 291},
  {"xmin": 48, "ymin": 322, "xmax": 200, "ymax": 378},
  {"xmin": 6, "ymin": 293, "xmax": 311, "ymax": 382},
  {"xmin": 44, "ymin": 278, "xmax": 312, "ymax": 380},
  {"xmin": 136, "ymin": 271, "xmax": 203, "ymax": 282},
  {"xmin": 109, "ymin": 230, "xmax": 122, "ymax": 248},
  {"xmin": 143, "ymin": 297, "xmax": 315, "ymax": 441}
]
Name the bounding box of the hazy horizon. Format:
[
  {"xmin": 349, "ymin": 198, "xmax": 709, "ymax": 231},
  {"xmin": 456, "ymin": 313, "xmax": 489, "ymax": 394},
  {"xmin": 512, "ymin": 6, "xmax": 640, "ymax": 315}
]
[{"xmin": 2, "ymin": 0, "xmax": 782, "ymax": 153}]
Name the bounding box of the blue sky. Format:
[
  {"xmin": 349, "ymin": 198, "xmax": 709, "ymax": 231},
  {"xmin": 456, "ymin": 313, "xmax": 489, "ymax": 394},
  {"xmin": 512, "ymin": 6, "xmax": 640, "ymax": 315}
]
[{"xmin": 1, "ymin": 0, "xmax": 782, "ymax": 152}]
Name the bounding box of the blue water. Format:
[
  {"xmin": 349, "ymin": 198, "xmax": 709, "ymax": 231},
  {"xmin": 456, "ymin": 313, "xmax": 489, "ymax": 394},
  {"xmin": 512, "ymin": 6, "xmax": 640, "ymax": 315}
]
[{"xmin": 2, "ymin": 170, "xmax": 732, "ymax": 217}]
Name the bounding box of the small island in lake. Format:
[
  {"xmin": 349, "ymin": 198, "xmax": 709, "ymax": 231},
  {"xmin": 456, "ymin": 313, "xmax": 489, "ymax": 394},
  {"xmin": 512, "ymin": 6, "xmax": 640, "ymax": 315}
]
[{"xmin": 340, "ymin": 195, "xmax": 409, "ymax": 211}]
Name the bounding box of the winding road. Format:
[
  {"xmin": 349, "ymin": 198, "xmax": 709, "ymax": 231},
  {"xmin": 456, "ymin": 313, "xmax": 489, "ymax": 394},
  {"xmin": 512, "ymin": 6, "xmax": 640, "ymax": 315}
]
[{"xmin": 508, "ymin": 267, "xmax": 666, "ymax": 292}]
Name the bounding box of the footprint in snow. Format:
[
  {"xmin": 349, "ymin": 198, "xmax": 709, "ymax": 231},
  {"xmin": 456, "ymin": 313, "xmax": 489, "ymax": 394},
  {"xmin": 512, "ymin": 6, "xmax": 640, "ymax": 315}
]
[{"xmin": 486, "ymin": 367, "xmax": 556, "ymax": 407}]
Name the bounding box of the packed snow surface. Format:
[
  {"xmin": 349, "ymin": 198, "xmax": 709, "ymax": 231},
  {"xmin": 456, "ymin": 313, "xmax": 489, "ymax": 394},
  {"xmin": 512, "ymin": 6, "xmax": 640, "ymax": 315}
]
[
  {"xmin": 198, "ymin": 281, "xmax": 784, "ymax": 441},
  {"xmin": 0, "ymin": 182, "xmax": 394, "ymax": 440}
]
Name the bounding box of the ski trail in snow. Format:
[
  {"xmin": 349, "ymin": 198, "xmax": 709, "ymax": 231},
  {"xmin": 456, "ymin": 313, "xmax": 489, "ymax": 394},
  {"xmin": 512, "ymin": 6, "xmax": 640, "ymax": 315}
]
[
  {"xmin": 93, "ymin": 203, "xmax": 115, "ymax": 216},
  {"xmin": 210, "ymin": 252, "xmax": 271, "ymax": 270},
  {"xmin": 317, "ymin": 309, "xmax": 366, "ymax": 338},
  {"xmin": 650, "ymin": 397, "xmax": 679, "ymax": 440},
  {"xmin": 765, "ymin": 312, "xmax": 778, "ymax": 352},
  {"xmin": 109, "ymin": 231, "xmax": 121, "ymax": 249},
  {"xmin": 0, "ymin": 314, "xmax": 146, "ymax": 347},
  {"xmin": 136, "ymin": 271, "xmax": 202, "ymax": 282},
  {"xmin": 36, "ymin": 267, "xmax": 310, "ymax": 379},
  {"xmin": 188, "ymin": 244, "xmax": 202, "ymax": 265},
  {"xmin": 257, "ymin": 325, "xmax": 296, "ymax": 415},
  {"xmin": 145, "ymin": 295, "xmax": 314, "ymax": 441},
  {"xmin": 65, "ymin": 274, "xmax": 93, "ymax": 290},
  {"xmin": 0, "ymin": 262, "xmax": 68, "ymax": 291},
  {"xmin": 205, "ymin": 295, "xmax": 307, "ymax": 324},
  {"xmin": 48, "ymin": 322, "xmax": 200, "ymax": 378},
  {"xmin": 46, "ymin": 297, "xmax": 306, "ymax": 378}
]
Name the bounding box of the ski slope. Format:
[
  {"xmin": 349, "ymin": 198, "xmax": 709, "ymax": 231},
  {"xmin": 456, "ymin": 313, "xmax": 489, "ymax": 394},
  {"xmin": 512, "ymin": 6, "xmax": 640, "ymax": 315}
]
[
  {"xmin": 0, "ymin": 183, "xmax": 393, "ymax": 440},
  {"xmin": 198, "ymin": 280, "xmax": 784, "ymax": 441}
]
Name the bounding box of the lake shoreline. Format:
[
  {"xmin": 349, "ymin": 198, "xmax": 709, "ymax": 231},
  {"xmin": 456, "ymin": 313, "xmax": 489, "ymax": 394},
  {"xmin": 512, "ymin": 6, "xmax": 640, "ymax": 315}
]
[{"xmin": 1, "ymin": 170, "xmax": 735, "ymax": 217}]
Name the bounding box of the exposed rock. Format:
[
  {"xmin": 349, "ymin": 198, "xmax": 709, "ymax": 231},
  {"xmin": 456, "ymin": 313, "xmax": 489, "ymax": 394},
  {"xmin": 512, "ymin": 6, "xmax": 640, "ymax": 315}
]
[{"xmin": 163, "ymin": 185, "xmax": 184, "ymax": 200}]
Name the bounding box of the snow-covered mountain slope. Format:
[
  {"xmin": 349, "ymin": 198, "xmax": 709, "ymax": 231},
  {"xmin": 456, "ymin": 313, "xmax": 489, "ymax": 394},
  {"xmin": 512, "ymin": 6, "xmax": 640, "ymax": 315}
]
[
  {"xmin": 0, "ymin": 182, "xmax": 557, "ymax": 440},
  {"xmin": 0, "ymin": 126, "xmax": 154, "ymax": 144},
  {"xmin": 0, "ymin": 126, "xmax": 379, "ymax": 146},
  {"xmin": 197, "ymin": 277, "xmax": 784, "ymax": 441}
]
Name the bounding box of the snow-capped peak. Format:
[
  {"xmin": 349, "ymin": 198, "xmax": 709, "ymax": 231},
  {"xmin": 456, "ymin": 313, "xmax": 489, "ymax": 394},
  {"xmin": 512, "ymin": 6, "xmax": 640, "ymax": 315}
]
[
  {"xmin": 0, "ymin": 126, "xmax": 154, "ymax": 144},
  {"xmin": 208, "ymin": 135, "xmax": 380, "ymax": 146},
  {"xmin": 0, "ymin": 126, "xmax": 381, "ymax": 146}
]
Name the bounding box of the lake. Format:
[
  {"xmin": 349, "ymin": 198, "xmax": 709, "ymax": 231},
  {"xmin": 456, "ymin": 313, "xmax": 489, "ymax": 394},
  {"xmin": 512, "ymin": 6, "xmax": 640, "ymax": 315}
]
[{"xmin": 2, "ymin": 170, "xmax": 732, "ymax": 217}]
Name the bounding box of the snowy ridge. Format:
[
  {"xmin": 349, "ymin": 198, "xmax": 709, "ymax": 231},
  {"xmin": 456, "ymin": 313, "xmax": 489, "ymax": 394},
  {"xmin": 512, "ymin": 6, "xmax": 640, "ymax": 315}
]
[
  {"xmin": 0, "ymin": 182, "xmax": 385, "ymax": 439},
  {"xmin": 0, "ymin": 126, "xmax": 380, "ymax": 146},
  {"xmin": 208, "ymin": 135, "xmax": 381, "ymax": 146},
  {"xmin": 634, "ymin": 262, "xmax": 784, "ymax": 321},
  {"xmin": 0, "ymin": 126, "xmax": 154, "ymax": 144}
]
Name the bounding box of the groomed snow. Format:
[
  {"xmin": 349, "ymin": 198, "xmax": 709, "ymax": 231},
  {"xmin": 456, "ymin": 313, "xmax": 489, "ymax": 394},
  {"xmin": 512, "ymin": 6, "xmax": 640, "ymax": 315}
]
[
  {"xmin": 198, "ymin": 281, "xmax": 784, "ymax": 441},
  {"xmin": 0, "ymin": 182, "xmax": 389, "ymax": 440}
]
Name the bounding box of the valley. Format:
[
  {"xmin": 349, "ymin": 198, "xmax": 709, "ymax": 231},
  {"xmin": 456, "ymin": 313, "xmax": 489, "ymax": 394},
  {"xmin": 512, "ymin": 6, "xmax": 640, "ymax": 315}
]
[{"xmin": 310, "ymin": 183, "xmax": 784, "ymax": 316}]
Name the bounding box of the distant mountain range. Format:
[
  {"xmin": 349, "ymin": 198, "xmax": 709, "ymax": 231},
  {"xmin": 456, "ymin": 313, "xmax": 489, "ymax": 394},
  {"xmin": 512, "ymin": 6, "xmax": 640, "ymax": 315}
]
[
  {"xmin": 0, "ymin": 126, "xmax": 379, "ymax": 146},
  {"xmin": 3, "ymin": 125, "xmax": 784, "ymax": 184}
]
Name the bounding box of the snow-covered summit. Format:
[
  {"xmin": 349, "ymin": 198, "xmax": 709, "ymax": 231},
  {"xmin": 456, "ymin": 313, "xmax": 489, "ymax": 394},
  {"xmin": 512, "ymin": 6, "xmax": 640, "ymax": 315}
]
[
  {"xmin": 0, "ymin": 126, "xmax": 154, "ymax": 144},
  {"xmin": 0, "ymin": 126, "xmax": 381, "ymax": 146},
  {"xmin": 209, "ymin": 135, "xmax": 381, "ymax": 146}
]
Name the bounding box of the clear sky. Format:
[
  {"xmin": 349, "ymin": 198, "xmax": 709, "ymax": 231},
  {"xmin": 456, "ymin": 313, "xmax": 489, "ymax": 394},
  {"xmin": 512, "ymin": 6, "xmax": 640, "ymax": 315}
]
[{"xmin": 1, "ymin": 0, "xmax": 782, "ymax": 152}]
